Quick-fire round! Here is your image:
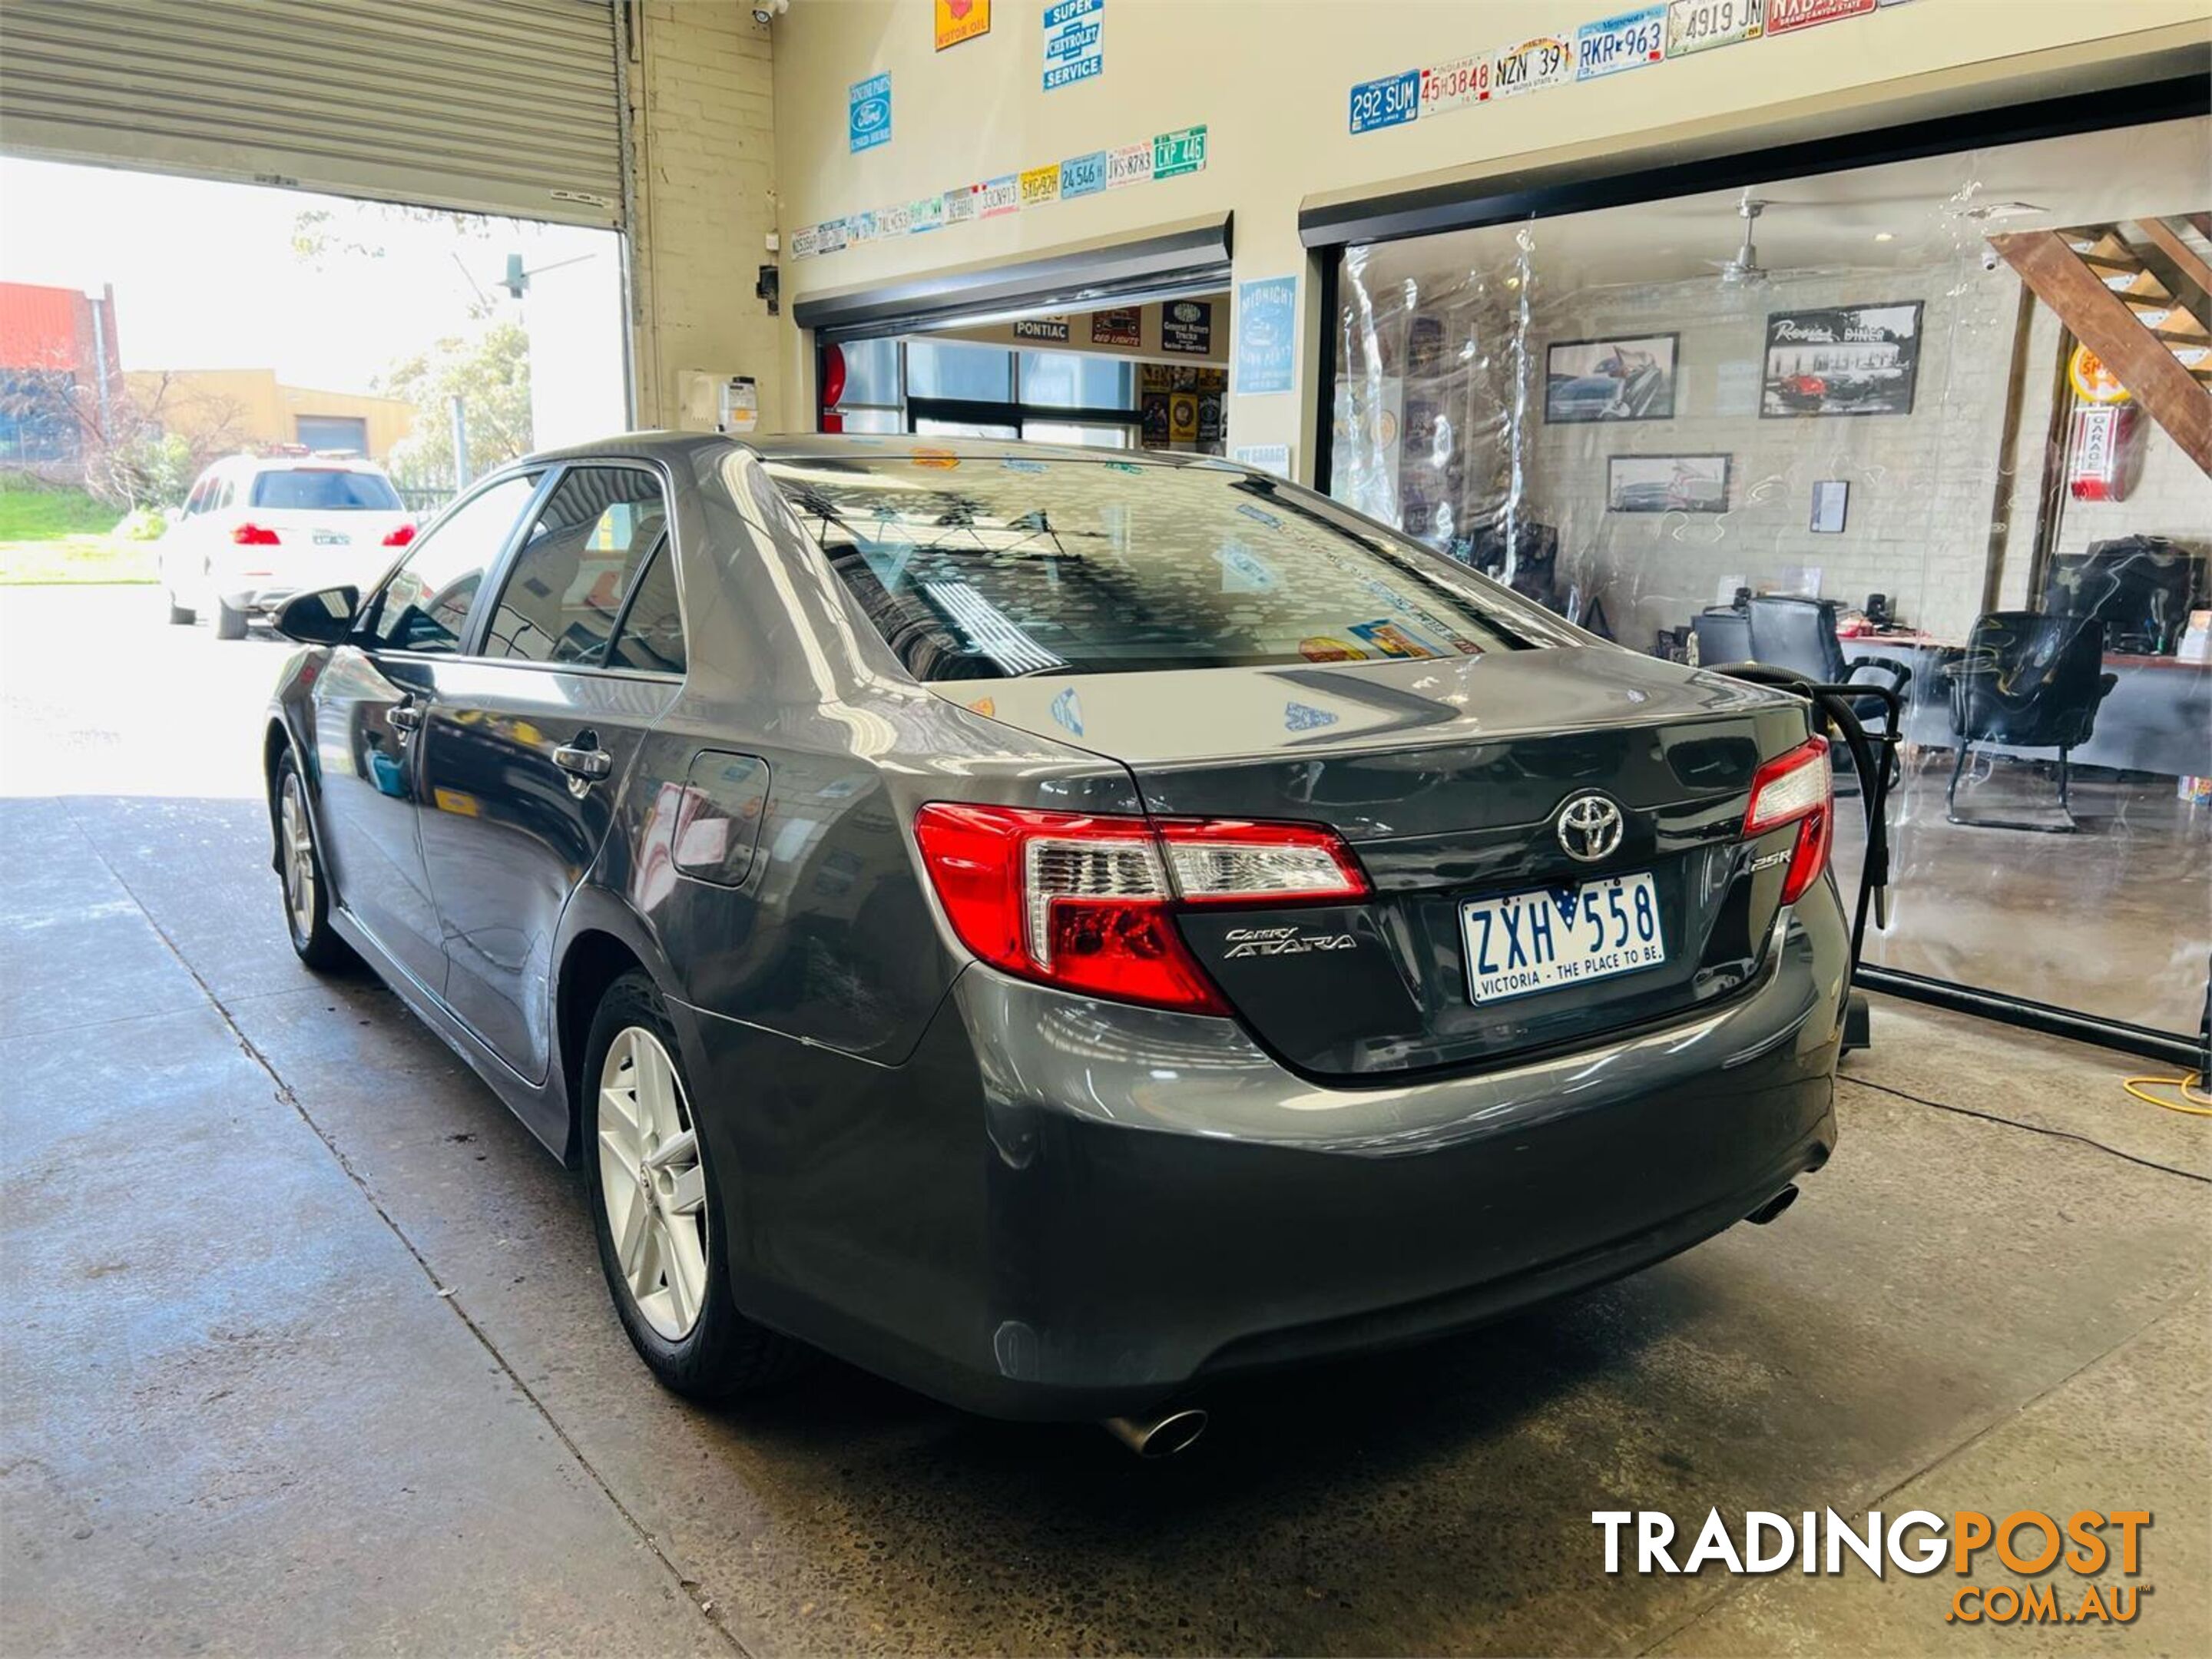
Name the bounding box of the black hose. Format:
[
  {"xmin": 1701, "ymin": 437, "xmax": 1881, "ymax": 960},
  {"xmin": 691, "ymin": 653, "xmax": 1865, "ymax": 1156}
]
[{"xmin": 1703, "ymin": 663, "xmax": 1901, "ymax": 972}]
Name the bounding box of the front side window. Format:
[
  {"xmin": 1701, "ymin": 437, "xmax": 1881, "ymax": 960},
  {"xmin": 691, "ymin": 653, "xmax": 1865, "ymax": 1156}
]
[
  {"xmin": 251, "ymin": 469, "xmax": 403, "ymax": 511},
  {"xmin": 482, "ymin": 466, "xmax": 671, "ymax": 667},
  {"xmin": 767, "ymin": 455, "xmax": 1580, "ymax": 680},
  {"xmin": 363, "ymin": 474, "xmax": 538, "ymax": 654}
]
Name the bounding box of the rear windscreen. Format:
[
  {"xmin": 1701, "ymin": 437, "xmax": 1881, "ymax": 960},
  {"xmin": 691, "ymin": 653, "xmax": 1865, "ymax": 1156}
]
[
  {"xmin": 250, "ymin": 469, "xmax": 402, "ymax": 510},
  {"xmin": 765, "ymin": 455, "xmax": 1582, "ymax": 680}
]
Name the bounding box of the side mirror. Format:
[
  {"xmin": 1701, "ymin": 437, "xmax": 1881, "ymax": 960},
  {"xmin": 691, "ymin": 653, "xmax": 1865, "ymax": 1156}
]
[{"xmin": 273, "ymin": 585, "xmax": 359, "ymax": 646}]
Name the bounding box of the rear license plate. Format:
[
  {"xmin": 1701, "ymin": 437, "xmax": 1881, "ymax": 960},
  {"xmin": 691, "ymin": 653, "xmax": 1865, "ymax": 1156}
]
[
  {"xmin": 313, "ymin": 531, "xmax": 351, "ymax": 545},
  {"xmin": 1462, "ymin": 872, "xmax": 1666, "ymax": 1004}
]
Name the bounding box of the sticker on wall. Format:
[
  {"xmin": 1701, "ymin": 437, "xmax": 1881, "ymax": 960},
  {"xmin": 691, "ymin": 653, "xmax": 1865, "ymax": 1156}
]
[
  {"xmin": 1349, "ymin": 68, "xmax": 1420, "ymax": 136},
  {"xmin": 850, "ymin": 208, "xmax": 880, "ymax": 243},
  {"xmin": 879, "ymin": 201, "xmax": 913, "ymax": 237},
  {"xmin": 1489, "ymin": 36, "xmax": 1573, "ymax": 98},
  {"xmin": 790, "ymin": 225, "xmax": 820, "ymax": 260},
  {"xmin": 1060, "ymin": 150, "xmax": 1108, "ymax": 199},
  {"xmin": 1091, "ymin": 307, "xmax": 1142, "ymax": 348},
  {"xmin": 945, "ymin": 186, "xmax": 980, "ymax": 224},
  {"xmin": 817, "ymin": 218, "xmax": 849, "ymax": 254},
  {"xmin": 1049, "ymin": 686, "xmax": 1084, "ymax": 737},
  {"xmin": 909, "ymin": 194, "xmax": 945, "ymax": 233},
  {"xmin": 1420, "ymin": 52, "xmax": 1491, "ymax": 117},
  {"xmin": 1013, "ymin": 316, "xmax": 1072, "ymax": 343},
  {"xmin": 1576, "ymin": 6, "xmax": 1667, "ymax": 78},
  {"xmin": 1018, "ymin": 164, "xmax": 1061, "ymax": 208},
  {"xmin": 1106, "ymin": 141, "xmax": 1153, "ymax": 188},
  {"xmin": 1664, "ymin": 0, "xmax": 1765, "ymax": 54},
  {"xmin": 1230, "ymin": 442, "xmax": 1292, "ymax": 479},
  {"xmin": 848, "ymin": 73, "xmax": 892, "ymax": 153},
  {"xmin": 935, "ymin": 0, "xmax": 990, "ymax": 51},
  {"xmin": 1235, "ymin": 275, "xmax": 1299, "ymax": 396},
  {"xmin": 1152, "ymin": 124, "xmax": 1207, "ymax": 179},
  {"xmin": 1161, "ymin": 299, "xmax": 1214, "ymax": 356},
  {"xmin": 1765, "ymin": 0, "xmax": 1875, "ymax": 33},
  {"xmin": 979, "ymin": 174, "xmax": 1021, "ymax": 217},
  {"xmin": 1041, "ymin": 0, "xmax": 1104, "ymax": 91}
]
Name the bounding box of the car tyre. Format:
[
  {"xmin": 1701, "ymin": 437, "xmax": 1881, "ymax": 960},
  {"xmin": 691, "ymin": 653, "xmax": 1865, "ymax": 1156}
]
[
  {"xmin": 582, "ymin": 971, "xmax": 808, "ymax": 1399},
  {"xmin": 273, "ymin": 751, "xmax": 356, "ymax": 972},
  {"xmin": 214, "ymin": 600, "xmax": 249, "ymax": 641},
  {"xmin": 166, "ymin": 590, "xmax": 195, "ymax": 625}
]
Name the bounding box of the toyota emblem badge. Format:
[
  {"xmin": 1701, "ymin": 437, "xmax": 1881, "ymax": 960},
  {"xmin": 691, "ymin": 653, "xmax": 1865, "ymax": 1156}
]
[{"xmin": 1556, "ymin": 793, "xmax": 1625, "ymax": 863}]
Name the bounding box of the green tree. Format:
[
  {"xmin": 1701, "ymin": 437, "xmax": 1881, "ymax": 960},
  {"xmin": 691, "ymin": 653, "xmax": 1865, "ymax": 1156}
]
[{"xmin": 377, "ymin": 320, "xmax": 532, "ymax": 491}]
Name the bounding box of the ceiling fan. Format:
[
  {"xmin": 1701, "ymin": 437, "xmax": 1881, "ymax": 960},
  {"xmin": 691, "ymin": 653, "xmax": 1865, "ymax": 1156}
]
[{"xmin": 1701, "ymin": 189, "xmax": 1873, "ymax": 289}]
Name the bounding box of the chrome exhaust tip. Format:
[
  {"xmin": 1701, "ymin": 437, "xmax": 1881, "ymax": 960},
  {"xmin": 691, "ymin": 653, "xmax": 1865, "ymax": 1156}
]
[
  {"xmin": 1101, "ymin": 1406, "xmax": 1209, "ymax": 1459},
  {"xmin": 1746, "ymin": 1184, "xmax": 1800, "ymax": 1226}
]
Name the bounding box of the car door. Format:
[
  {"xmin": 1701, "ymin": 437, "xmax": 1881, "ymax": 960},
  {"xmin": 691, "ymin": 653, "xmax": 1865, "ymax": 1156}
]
[
  {"xmin": 413, "ymin": 462, "xmax": 688, "ymax": 1083},
  {"xmin": 310, "ymin": 472, "xmax": 545, "ymax": 995}
]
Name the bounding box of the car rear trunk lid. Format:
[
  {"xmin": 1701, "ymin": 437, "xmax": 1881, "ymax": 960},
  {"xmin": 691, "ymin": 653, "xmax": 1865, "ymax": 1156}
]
[{"xmin": 938, "ymin": 647, "xmax": 1819, "ymax": 1078}]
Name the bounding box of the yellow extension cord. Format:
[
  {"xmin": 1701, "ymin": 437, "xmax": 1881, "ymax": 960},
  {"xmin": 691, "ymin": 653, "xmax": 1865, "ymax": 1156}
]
[{"xmin": 2122, "ymin": 1070, "xmax": 2212, "ymax": 1118}]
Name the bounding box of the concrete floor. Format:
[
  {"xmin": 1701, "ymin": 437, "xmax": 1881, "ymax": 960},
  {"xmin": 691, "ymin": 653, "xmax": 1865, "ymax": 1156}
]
[{"xmin": 3, "ymin": 585, "xmax": 2207, "ymax": 1657}]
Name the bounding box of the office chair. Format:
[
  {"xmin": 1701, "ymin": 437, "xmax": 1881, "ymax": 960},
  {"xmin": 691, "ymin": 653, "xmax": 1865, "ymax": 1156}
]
[
  {"xmin": 1942, "ymin": 611, "xmax": 2118, "ymax": 832},
  {"xmin": 1744, "ymin": 595, "xmax": 1912, "ymax": 737},
  {"xmin": 1690, "ymin": 607, "xmax": 1751, "ymax": 668}
]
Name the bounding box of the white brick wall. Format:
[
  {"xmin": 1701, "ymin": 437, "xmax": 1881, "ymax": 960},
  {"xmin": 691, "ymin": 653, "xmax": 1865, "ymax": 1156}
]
[
  {"xmin": 1518, "ymin": 261, "xmax": 2023, "ymax": 653},
  {"xmin": 627, "ymin": 0, "xmax": 783, "ymax": 432}
]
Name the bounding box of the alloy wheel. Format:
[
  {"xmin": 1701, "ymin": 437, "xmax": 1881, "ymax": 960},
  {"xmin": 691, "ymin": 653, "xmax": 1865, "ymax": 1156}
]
[
  {"xmin": 597, "ymin": 1026, "xmax": 710, "ymax": 1341},
  {"xmin": 279, "ymin": 773, "xmax": 317, "ymax": 942}
]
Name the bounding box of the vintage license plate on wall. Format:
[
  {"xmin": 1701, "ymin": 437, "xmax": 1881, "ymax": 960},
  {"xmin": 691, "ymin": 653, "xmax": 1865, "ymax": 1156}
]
[
  {"xmin": 1577, "ymin": 6, "xmax": 1667, "ymax": 78},
  {"xmin": 1490, "ymin": 37, "xmax": 1573, "ymax": 99},
  {"xmin": 1420, "ymin": 52, "xmax": 1491, "ymax": 115},
  {"xmin": 1349, "ymin": 68, "xmax": 1420, "ymax": 134},
  {"xmin": 1664, "ymin": 0, "xmax": 1765, "ymax": 55},
  {"xmin": 1462, "ymin": 873, "xmax": 1667, "ymax": 1004}
]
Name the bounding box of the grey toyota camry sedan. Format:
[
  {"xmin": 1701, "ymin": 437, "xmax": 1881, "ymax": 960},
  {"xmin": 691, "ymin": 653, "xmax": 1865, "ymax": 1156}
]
[{"xmin": 263, "ymin": 434, "xmax": 1844, "ymax": 1439}]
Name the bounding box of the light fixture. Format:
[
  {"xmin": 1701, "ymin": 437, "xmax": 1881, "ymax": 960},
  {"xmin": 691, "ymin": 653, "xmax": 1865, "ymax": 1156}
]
[{"xmin": 1873, "ymin": 231, "xmax": 1895, "ymax": 243}]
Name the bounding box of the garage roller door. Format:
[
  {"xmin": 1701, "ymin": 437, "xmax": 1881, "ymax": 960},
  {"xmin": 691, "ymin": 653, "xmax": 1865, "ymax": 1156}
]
[{"xmin": 0, "ymin": 0, "xmax": 624, "ymax": 227}]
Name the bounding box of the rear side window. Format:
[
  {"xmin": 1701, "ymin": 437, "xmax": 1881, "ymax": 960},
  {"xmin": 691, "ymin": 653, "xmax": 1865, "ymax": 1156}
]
[
  {"xmin": 250, "ymin": 469, "xmax": 403, "ymax": 510},
  {"xmin": 363, "ymin": 475, "xmax": 538, "ymax": 654},
  {"xmin": 765, "ymin": 455, "xmax": 1581, "ymax": 680},
  {"xmin": 482, "ymin": 467, "xmax": 671, "ymax": 668},
  {"xmin": 606, "ymin": 545, "xmax": 687, "ymax": 674}
]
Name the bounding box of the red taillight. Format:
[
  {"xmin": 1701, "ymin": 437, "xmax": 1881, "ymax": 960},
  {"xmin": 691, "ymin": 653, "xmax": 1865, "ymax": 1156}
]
[
  {"xmin": 911, "ymin": 803, "xmax": 1369, "ymax": 1014},
  {"xmin": 232, "ymin": 522, "xmax": 280, "ymax": 545},
  {"xmin": 1744, "ymin": 736, "xmax": 1833, "ymax": 904},
  {"xmin": 383, "ymin": 522, "xmax": 416, "ymax": 548}
]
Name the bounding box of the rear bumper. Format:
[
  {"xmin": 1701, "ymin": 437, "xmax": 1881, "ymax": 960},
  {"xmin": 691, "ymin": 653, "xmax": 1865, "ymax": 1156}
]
[{"xmin": 674, "ymin": 876, "xmax": 1849, "ymax": 1421}]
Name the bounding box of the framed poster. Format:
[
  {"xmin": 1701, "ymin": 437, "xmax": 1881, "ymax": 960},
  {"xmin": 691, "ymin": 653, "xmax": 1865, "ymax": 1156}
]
[
  {"xmin": 1545, "ymin": 333, "xmax": 1678, "ymax": 422},
  {"xmin": 1607, "ymin": 454, "xmax": 1730, "ymax": 513},
  {"xmin": 1810, "ymin": 479, "xmax": 1849, "ymax": 533},
  {"xmin": 1762, "ymin": 301, "xmax": 1922, "ymax": 417}
]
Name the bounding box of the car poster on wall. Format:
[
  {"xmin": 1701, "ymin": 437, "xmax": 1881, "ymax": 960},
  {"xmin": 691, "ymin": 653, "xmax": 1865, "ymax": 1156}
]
[
  {"xmin": 1161, "ymin": 299, "xmax": 1213, "ymax": 356},
  {"xmin": 1760, "ymin": 301, "xmax": 1922, "ymax": 417},
  {"xmin": 1091, "ymin": 307, "xmax": 1143, "ymax": 348},
  {"xmin": 1545, "ymin": 333, "xmax": 1679, "ymax": 422},
  {"xmin": 1607, "ymin": 454, "xmax": 1730, "ymax": 512}
]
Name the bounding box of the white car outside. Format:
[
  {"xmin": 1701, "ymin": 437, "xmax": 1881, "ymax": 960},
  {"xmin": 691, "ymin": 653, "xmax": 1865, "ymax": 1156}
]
[{"xmin": 160, "ymin": 453, "xmax": 416, "ymax": 639}]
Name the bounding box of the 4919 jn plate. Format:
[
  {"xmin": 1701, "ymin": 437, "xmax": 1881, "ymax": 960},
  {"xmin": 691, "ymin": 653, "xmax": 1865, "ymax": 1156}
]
[{"xmin": 1462, "ymin": 871, "xmax": 1666, "ymax": 1004}]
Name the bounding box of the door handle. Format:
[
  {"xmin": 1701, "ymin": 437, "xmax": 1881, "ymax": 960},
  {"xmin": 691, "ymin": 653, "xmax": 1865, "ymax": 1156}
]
[
  {"xmin": 389, "ymin": 702, "xmax": 422, "ymax": 733},
  {"xmin": 554, "ymin": 737, "xmax": 614, "ymax": 783}
]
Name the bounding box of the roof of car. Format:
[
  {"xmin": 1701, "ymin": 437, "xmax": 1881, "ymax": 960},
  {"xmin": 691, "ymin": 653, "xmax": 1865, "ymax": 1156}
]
[
  {"xmin": 515, "ymin": 430, "xmax": 1238, "ymax": 471},
  {"xmin": 218, "ymin": 452, "xmax": 390, "ymax": 473}
]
